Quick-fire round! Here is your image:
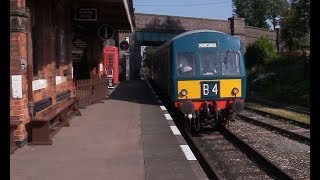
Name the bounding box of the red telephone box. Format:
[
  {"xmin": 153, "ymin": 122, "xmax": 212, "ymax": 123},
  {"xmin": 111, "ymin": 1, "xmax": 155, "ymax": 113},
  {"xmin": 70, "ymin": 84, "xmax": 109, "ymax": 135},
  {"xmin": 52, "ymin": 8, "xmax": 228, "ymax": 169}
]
[{"xmin": 103, "ymin": 46, "xmax": 119, "ymax": 84}]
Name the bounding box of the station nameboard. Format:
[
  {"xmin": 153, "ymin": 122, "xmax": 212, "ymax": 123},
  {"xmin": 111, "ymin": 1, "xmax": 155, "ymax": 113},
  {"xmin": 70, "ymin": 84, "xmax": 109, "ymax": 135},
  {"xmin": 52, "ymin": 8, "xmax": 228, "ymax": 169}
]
[{"xmin": 75, "ymin": 8, "xmax": 97, "ymax": 21}]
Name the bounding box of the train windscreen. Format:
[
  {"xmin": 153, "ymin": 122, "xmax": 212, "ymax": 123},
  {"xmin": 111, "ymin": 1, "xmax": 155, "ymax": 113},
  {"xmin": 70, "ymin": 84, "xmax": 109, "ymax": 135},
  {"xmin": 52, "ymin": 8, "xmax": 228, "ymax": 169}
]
[
  {"xmin": 221, "ymin": 51, "xmax": 241, "ymax": 76},
  {"xmin": 176, "ymin": 53, "xmax": 196, "ymax": 76},
  {"xmin": 199, "ymin": 52, "xmax": 220, "ymax": 75}
]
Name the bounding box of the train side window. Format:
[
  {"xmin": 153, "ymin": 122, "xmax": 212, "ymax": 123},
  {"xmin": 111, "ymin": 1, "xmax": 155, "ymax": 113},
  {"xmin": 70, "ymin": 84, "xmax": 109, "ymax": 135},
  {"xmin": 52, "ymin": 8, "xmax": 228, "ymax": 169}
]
[
  {"xmin": 199, "ymin": 52, "xmax": 220, "ymax": 75},
  {"xmin": 221, "ymin": 51, "xmax": 241, "ymax": 76},
  {"xmin": 176, "ymin": 53, "xmax": 196, "ymax": 76}
]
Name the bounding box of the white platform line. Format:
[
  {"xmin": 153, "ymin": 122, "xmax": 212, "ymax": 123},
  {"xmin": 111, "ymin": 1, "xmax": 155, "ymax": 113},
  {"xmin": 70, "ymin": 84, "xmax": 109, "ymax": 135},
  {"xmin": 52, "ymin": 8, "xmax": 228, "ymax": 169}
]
[
  {"xmin": 170, "ymin": 126, "xmax": 181, "ymax": 135},
  {"xmin": 160, "ymin": 106, "xmax": 167, "ymax": 110},
  {"xmin": 155, "ymin": 95, "xmax": 159, "ymax": 98},
  {"xmin": 157, "ymin": 99, "xmax": 162, "ymax": 104},
  {"xmin": 180, "ymin": 145, "xmax": 197, "ymax": 160},
  {"xmin": 164, "ymin": 113, "xmax": 172, "ymax": 120}
]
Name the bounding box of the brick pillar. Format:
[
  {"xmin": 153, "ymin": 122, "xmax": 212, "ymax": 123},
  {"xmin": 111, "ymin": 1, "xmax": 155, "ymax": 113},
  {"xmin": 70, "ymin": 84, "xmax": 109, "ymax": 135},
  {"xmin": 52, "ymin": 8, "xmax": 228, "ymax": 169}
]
[
  {"xmin": 10, "ymin": 0, "xmax": 30, "ymax": 147},
  {"xmin": 228, "ymin": 17, "xmax": 246, "ymax": 52}
]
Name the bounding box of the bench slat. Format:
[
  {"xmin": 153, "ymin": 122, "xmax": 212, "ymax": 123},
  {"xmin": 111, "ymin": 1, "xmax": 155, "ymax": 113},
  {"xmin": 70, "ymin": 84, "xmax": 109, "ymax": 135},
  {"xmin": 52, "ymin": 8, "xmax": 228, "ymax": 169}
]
[{"xmin": 30, "ymin": 96, "xmax": 80, "ymax": 145}]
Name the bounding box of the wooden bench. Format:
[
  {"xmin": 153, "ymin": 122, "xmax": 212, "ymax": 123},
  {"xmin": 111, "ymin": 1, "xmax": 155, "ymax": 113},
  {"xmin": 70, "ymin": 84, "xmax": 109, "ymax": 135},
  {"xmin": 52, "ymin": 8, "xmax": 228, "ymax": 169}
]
[
  {"xmin": 30, "ymin": 94, "xmax": 81, "ymax": 145},
  {"xmin": 56, "ymin": 90, "xmax": 71, "ymax": 102},
  {"xmin": 33, "ymin": 97, "xmax": 53, "ymax": 114},
  {"xmin": 10, "ymin": 117, "xmax": 21, "ymax": 154}
]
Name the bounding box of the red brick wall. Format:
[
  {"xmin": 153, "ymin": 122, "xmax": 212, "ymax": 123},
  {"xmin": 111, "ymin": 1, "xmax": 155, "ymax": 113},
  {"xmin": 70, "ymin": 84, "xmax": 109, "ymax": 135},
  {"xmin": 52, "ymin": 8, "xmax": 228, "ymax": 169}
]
[
  {"xmin": 10, "ymin": 0, "xmax": 29, "ymax": 142},
  {"xmin": 245, "ymin": 26, "xmax": 277, "ymax": 48},
  {"xmin": 10, "ymin": 0, "xmax": 26, "ymax": 10},
  {"xmin": 10, "ymin": 0, "xmax": 74, "ymax": 143},
  {"xmin": 135, "ymin": 13, "xmax": 230, "ymax": 33},
  {"xmin": 31, "ymin": 0, "xmax": 73, "ymax": 103}
]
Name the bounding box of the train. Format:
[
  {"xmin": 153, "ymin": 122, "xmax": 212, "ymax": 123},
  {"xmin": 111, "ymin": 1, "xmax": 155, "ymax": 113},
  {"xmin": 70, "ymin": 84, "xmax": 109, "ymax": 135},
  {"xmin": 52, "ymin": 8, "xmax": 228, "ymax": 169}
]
[{"xmin": 145, "ymin": 29, "xmax": 247, "ymax": 132}]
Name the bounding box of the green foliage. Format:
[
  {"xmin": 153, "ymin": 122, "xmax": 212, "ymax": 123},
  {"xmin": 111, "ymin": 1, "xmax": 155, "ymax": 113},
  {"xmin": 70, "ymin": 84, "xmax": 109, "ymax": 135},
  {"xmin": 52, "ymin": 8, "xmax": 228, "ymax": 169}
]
[
  {"xmin": 291, "ymin": 0, "xmax": 310, "ymax": 34},
  {"xmin": 245, "ymin": 36, "xmax": 277, "ymax": 68},
  {"xmin": 266, "ymin": 0, "xmax": 290, "ymax": 29},
  {"xmin": 232, "ymin": 0, "xmax": 269, "ymax": 28},
  {"xmin": 247, "ymin": 52, "xmax": 310, "ymax": 107},
  {"xmin": 232, "ymin": 0, "xmax": 288, "ymax": 29},
  {"xmin": 140, "ymin": 46, "xmax": 159, "ymax": 78},
  {"xmin": 280, "ymin": 0, "xmax": 310, "ymax": 50}
]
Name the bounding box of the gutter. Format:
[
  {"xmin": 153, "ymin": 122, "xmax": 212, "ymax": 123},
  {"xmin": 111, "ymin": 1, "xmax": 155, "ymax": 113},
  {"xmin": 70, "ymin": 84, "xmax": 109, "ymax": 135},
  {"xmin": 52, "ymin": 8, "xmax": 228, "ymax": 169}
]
[{"xmin": 122, "ymin": 0, "xmax": 134, "ymax": 32}]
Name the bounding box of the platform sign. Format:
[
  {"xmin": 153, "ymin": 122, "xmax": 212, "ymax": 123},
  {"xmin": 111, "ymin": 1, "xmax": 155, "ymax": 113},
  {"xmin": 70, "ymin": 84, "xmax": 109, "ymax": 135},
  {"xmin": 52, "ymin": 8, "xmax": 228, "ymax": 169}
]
[
  {"xmin": 75, "ymin": 8, "xmax": 97, "ymax": 21},
  {"xmin": 72, "ymin": 39, "xmax": 87, "ymax": 62},
  {"xmin": 98, "ymin": 24, "xmax": 114, "ymax": 40}
]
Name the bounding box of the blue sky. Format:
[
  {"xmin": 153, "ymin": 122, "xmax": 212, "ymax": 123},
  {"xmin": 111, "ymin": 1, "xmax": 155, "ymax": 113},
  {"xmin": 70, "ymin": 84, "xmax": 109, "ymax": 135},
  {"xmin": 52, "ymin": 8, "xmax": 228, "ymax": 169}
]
[{"xmin": 133, "ymin": 0, "xmax": 234, "ymax": 20}]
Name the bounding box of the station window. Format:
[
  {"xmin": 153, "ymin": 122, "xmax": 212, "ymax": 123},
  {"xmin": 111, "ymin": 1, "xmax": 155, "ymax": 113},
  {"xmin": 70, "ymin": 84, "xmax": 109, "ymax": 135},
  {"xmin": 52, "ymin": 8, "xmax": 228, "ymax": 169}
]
[
  {"xmin": 221, "ymin": 51, "xmax": 241, "ymax": 76},
  {"xmin": 176, "ymin": 53, "xmax": 196, "ymax": 76},
  {"xmin": 199, "ymin": 52, "xmax": 220, "ymax": 75}
]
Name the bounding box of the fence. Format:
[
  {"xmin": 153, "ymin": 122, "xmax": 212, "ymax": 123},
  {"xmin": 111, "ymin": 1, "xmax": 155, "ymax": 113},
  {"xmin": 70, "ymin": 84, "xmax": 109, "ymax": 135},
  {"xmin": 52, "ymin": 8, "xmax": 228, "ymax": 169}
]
[{"xmin": 75, "ymin": 76, "xmax": 108, "ymax": 108}]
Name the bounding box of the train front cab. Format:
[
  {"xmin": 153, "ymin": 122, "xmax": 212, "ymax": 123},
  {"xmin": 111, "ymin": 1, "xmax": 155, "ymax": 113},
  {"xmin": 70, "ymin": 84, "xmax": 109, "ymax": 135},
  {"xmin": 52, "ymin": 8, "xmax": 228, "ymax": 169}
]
[{"xmin": 171, "ymin": 31, "xmax": 246, "ymax": 128}]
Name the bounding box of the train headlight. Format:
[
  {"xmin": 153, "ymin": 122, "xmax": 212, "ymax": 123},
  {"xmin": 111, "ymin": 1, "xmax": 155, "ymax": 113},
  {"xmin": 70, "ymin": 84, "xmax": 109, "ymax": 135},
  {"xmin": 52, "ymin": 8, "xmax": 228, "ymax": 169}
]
[
  {"xmin": 232, "ymin": 88, "xmax": 239, "ymax": 95},
  {"xmin": 181, "ymin": 89, "xmax": 188, "ymax": 96}
]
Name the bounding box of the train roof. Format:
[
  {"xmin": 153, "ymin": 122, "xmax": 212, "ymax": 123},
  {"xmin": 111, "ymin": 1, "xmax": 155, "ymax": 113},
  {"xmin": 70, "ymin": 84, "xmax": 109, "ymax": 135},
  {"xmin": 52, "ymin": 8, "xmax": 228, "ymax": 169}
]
[{"xmin": 159, "ymin": 29, "xmax": 231, "ymax": 49}]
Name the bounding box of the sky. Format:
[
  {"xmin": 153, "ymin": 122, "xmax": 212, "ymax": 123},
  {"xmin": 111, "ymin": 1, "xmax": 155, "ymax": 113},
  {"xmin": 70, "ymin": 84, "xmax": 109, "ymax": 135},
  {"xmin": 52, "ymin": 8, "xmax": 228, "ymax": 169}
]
[{"xmin": 133, "ymin": 0, "xmax": 234, "ymax": 20}]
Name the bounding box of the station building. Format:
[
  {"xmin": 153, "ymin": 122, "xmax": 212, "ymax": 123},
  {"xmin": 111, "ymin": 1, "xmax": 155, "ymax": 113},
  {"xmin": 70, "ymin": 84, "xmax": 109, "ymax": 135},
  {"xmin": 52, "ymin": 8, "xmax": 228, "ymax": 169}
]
[{"xmin": 10, "ymin": 0, "xmax": 135, "ymax": 153}]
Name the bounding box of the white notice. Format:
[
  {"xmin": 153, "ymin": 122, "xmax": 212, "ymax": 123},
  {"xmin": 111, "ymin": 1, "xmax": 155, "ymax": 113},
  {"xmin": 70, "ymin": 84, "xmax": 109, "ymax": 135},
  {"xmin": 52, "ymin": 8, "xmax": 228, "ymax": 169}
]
[
  {"xmin": 99, "ymin": 63, "xmax": 103, "ymax": 72},
  {"xmin": 12, "ymin": 75, "xmax": 22, "ymax": 98}
]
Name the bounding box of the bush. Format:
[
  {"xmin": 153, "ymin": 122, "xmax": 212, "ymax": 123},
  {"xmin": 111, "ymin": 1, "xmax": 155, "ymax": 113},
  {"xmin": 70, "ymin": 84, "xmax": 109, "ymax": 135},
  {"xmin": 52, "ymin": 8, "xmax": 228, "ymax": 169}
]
[
  {"xmin": 245, "ymin": 36, "xmax": 277, "ymax": 68},
  {"xmin": 251, "ymin": 72, "xmax": 279, "ymax": 91}
]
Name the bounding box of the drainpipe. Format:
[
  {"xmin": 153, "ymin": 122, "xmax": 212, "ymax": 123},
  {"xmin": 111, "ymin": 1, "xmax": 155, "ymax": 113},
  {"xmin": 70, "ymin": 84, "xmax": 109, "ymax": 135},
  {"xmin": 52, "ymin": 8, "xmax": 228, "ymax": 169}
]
[{"xmin": 26, "ymin": 8, "xmax": 34, "ymax": 117}]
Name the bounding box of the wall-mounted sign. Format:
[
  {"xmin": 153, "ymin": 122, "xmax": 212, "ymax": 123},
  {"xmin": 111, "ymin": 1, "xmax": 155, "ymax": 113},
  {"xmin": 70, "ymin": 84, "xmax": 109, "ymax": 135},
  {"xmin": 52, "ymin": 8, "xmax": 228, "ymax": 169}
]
[
  {"xmin": 198, "ymin": 42, "xmax": 217, "ymax": 48},
  {"xmin": 72, "ymin": 39, "xmax": 87, "ymax": 62},
  {"xmin": 98, "ymin": 24, "xmax": 114, "ymax": 40},
  {"xmin": 75, "ymin": 8, "xmax": 97, "ymax": 21},
  {"xmin": 12, "ymin": 75, "xmax": 22, "ymax": 98}
]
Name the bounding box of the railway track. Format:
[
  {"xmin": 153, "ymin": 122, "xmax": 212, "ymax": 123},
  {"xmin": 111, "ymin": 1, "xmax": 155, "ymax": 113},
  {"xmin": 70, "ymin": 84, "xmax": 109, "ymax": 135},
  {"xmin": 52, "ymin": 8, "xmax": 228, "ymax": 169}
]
[
  {"xmin": 180, "ymin": 125, "xmax": 295, "ymax": 179},
  {"xmin": 167, "ymin": 107, "xmax": 309, "ymax": 179},
  {"xmin": 246, "ymin": 96, "xmax": 310, "ymax": 115},
  {"xmin": 226, "ymin": 119, "xmax": 310, "ymax": 179},
  {"xmin": 244, "ymin": 106, "xmax": 310, "ymax": 129},
  {"xmin": 237, "ymin": 110, "xmax": 310, "ymax": 145},
  {"xmin": 166, "ymin": 108, "xmax": 297, "ymax": 179}
]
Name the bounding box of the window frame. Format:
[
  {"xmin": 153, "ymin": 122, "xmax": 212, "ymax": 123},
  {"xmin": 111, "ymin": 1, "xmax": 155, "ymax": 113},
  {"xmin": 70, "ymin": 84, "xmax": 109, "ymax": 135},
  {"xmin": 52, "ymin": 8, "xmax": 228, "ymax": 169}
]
[
  {"xmin": 221, "ymin": 51, "xmax": 241, "ymax": 76},
  {"xmin": 199, "ymin": 52, "xmax": 221, "ymax": 76},
  {"xmin": 176, "ymin": 52, "xmax": 196, "ymax": 77}
]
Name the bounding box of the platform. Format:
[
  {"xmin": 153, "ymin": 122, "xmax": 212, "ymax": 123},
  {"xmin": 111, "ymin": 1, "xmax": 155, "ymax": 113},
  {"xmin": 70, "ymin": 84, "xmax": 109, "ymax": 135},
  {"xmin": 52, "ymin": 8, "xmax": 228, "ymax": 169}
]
[{"xmin": 10, "ymin": 80, "xmax": 208, "ymax": 180}]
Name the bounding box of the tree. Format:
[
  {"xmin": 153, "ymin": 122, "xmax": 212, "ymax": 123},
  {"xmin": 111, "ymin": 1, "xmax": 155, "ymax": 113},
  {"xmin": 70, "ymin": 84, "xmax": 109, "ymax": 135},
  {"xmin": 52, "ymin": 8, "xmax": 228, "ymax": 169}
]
[
  {"xmin": 232, "ymin": 0, "xmax": 270, "ymax": 28},
  {"xmin": 266, "ymin": 0, "xmax": 290, "ymax": 30},
  {"xmin": 291, "ymin": 0, "xmax": 310, "ymax": 35},
  {"xmin": 280, "ymin": 0, "xmax": 310, "ymax": 50},
  {"xmin": 232, "ymin": 0, "xmax": 289, "ymax": 29}
]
